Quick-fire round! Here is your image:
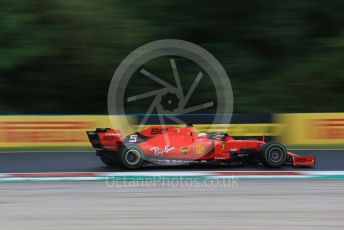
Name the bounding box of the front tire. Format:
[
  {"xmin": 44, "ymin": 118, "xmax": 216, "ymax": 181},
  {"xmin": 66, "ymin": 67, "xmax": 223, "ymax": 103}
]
[{"xmin": 260, "ymin": 142, "xmax": 287, "ymax": 168}]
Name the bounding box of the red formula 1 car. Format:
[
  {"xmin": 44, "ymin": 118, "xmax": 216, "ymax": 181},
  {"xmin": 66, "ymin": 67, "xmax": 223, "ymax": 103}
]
[{"xmin": 86, "ymin": 125, "xmax": 315, "ymax": 169}]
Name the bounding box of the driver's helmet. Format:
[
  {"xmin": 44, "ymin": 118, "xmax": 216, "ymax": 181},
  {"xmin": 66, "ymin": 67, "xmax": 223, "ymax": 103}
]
[{"xmin": 197, "ymin": 132, "xmax": 207, "ymax": 137}]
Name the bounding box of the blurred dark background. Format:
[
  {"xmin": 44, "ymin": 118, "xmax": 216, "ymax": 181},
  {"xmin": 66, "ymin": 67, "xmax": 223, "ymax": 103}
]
[{"xmin": 1, "ymin": 0, "xmax": 343, "ymax": 114}]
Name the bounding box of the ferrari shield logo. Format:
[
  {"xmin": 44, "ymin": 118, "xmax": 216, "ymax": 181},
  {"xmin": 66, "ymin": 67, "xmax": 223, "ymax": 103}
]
[{"xmin": 193, "ymin": 144, "xmax": 206, "ymax": 155}]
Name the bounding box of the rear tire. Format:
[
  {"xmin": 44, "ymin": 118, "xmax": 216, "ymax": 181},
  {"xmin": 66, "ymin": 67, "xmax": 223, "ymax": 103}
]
[
  {"xmin": 260, "ymin": 142, "xmax": 287, "ymax": 168},
  {"xmin": 119, "ymin": 143, "xmax": 145, "ymax": 169}
]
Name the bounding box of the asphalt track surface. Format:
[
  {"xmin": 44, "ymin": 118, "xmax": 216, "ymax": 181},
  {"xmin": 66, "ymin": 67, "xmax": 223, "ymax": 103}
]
[
  {"xmin": 0, "ymin": 149, "xmax": 343, "ymax": 173},
  {"xmin": 1, "ymin": 180, "xmax": 344, "ymax": 230}
]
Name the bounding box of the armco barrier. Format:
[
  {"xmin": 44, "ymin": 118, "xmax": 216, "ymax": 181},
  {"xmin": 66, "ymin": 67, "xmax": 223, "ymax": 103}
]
[
  {"xmin": 0, "ymin": 114, "xmax": 277, "ymax": 149},
  {"xmin": 0, "ymin": 116, "xmax": 133, "ymax": 148},
  {"xmin": 276, "ymin": 113, "xmax": 344, "ymax": 146},
  {"xmin": 1, "ymin": 113, "xmax": 343, "ymax": 149}
]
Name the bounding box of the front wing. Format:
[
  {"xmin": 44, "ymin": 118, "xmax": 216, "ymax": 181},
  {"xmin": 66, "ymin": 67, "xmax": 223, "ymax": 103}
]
[{"xmin": 288, "ymin": 152, "xmax": 315, "ymax": 167}]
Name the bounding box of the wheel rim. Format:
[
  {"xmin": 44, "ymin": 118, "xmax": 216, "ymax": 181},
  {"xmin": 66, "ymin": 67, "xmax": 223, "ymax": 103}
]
[
  {"xmin": 125, "ymin": 149, "xmax": 141, "ymax": 165},
  {"xmin": 268, "ymin": 147, "xmax": 284, "ymax": 163}
]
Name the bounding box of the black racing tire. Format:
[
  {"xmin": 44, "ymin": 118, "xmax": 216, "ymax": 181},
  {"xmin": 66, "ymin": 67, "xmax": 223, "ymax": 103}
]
[
  {"xmin": 97, "ymin": 150, "xmax": 120, "ymax": 168},
  {"xmin": 259, "ymin": 142, "xmax": 287, "ymax": 168},
  {"xmin": 118, "ymin": 143, "xmax": 145, "ymax": 169}
]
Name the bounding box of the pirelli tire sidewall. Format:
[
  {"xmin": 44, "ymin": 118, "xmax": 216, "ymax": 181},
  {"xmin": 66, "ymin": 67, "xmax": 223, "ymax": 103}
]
[
  {"xmin": 260, "ymin": 142, "xmax": 287, "ymax": 168},
  {"xmin": 119, "ymin": 143, "xmax": 145, "ymax": 169}
]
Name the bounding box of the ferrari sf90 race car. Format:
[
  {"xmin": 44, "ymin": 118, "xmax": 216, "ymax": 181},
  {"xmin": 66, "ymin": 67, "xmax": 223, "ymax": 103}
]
[{"xmin": 86, "ymin": 125, "xmax": 315, "ymax": 169}]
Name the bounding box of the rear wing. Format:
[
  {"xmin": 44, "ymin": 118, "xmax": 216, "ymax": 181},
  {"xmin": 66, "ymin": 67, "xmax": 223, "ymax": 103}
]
[{"xmin": 86, "ymin": 128, "xmax": 124, "ymax": 151}]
